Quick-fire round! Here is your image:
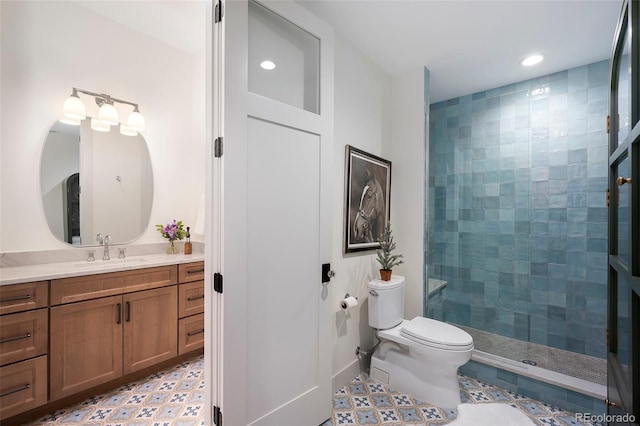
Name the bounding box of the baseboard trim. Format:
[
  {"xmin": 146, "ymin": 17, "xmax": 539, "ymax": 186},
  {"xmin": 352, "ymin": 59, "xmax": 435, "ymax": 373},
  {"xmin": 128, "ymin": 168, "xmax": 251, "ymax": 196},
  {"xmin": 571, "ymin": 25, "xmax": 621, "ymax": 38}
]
[{"xmin": 332, "ymin": 358, "xmax": 361, "ymax": 393}]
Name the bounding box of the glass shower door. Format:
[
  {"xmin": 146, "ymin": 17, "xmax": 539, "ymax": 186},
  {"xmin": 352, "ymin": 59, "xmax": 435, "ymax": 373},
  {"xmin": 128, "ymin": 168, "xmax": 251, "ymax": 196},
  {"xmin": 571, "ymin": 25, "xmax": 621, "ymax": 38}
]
[{"xmin": 607, "ymin": 0, "xmax": 639, "ymax": 419}]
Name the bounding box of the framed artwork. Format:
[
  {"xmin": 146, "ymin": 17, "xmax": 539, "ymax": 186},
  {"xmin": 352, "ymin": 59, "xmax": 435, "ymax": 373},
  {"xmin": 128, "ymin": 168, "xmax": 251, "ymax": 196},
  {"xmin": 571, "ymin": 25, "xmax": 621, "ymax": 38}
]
[{"xmin": 343, "ymin": 145, "xmax": 391, "ymax": 253}]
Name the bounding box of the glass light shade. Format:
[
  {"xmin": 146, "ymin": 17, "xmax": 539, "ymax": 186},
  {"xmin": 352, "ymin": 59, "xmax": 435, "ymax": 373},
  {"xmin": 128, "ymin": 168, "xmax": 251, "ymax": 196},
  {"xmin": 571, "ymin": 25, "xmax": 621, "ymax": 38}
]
[
  {"xmin": 119, "ymin": 124, "xmax": 138, "ymax": 136},
  {"xmin": 59, "ymin": 117, "xmax": 82, "ymax": 126},
  {"xmin": 91, "ymin": 118, "xmax": 110, "ymax": 132},
  {"xmin": 98, "ymin": 103, "xmax": 119, "ymax": 125},
  {"xmin": 62, "ymin": 95, "xmax": 86, "ymax": 120},
  {"xmin": 126, "ymin": 111, "xmax": 146, "ymax": 132}
]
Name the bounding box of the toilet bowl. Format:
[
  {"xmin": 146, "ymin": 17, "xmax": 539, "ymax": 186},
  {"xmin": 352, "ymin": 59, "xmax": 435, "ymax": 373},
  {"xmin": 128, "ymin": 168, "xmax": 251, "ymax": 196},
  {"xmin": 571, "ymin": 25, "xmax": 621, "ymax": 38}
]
[{"xmin": 368, "ymin": 276, "xmax": 473, "ymax": 408}]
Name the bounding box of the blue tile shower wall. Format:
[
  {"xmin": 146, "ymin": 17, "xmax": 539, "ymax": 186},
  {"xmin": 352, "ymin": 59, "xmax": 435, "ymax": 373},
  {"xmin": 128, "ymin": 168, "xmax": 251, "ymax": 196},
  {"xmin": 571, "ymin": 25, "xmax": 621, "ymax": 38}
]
[{"xmin": 427, "ymin": 61, "xmax": 609, "ymax": 359}]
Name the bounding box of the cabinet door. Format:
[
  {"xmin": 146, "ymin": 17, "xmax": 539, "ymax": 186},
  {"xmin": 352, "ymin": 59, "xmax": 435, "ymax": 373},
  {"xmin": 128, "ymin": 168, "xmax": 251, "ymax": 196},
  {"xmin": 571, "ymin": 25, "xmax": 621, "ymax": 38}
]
[
  {"xmin": 50, "ymin": 295, "xmax": 123, "ymax": 400},
  {"xmin": 123, "ymin": 286, "xmax": 177, "ymax": 374}
]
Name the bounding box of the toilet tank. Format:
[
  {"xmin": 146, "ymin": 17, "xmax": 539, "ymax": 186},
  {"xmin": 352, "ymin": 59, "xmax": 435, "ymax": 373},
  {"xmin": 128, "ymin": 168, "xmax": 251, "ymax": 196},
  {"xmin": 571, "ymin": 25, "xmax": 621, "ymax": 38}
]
[{"xmin": 368, "ymin": 276, "xmax": 405, "ymax": 329}]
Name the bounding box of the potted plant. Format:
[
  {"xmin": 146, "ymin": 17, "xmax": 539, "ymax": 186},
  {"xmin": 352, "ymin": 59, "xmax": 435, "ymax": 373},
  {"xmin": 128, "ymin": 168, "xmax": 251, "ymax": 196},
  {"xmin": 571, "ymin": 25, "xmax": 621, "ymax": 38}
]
[{"xmin": 376, "ymin": 222, "xmax": 403, "ymax": 281}]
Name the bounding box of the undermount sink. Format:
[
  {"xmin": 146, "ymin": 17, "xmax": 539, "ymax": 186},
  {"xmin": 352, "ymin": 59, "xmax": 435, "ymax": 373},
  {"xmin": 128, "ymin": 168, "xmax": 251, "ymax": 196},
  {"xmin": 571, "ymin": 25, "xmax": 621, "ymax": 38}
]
[{"xmin": 74, "ymin": 258, "xmax": 148, "ymax": 268}]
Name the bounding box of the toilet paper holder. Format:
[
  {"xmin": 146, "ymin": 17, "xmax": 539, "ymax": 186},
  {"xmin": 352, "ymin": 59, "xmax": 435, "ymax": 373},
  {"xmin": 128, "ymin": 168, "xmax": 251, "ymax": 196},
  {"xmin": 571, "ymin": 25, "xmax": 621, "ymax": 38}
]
[{"xmin": 340, "ymin": 293, "xmax": 359, "ymax": 311}]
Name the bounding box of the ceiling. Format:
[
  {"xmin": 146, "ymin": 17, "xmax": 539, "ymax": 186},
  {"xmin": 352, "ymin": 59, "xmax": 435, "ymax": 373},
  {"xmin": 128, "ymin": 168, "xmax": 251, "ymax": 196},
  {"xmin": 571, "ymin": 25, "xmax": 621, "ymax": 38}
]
[
  {"xmin": 299, "ymin": 0, "xmax": 624, "ymax": 103},
  {"xmin": 74, "ymin": 0, "xmax": 623, "ymax": 104}
]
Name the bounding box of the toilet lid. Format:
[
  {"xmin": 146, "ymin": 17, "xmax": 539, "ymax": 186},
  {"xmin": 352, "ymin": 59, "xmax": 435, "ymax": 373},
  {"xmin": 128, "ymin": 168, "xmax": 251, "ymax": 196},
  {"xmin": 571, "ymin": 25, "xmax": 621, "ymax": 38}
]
[{"xmin": 400, "ymin": 317, "xmax": 473, "ymax": 348}]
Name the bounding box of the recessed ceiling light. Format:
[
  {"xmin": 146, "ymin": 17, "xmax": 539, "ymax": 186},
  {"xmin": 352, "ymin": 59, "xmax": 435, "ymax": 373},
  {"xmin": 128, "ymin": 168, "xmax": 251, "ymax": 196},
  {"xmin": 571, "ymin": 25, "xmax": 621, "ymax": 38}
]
[
  {"xmin": 520, "ymin": 54, "xmax": 545, "ymax": 67},
  {"xmin": 260, "ymin": 60, "xmax": 276, "ymax": 70}
]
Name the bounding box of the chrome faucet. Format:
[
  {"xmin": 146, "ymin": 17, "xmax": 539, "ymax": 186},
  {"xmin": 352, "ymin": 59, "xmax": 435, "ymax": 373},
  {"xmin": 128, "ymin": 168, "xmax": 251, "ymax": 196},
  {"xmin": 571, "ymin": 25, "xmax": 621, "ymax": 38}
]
[{"xmin": 102, "ymin": 235, "xmax": 112, "ymax": 260}]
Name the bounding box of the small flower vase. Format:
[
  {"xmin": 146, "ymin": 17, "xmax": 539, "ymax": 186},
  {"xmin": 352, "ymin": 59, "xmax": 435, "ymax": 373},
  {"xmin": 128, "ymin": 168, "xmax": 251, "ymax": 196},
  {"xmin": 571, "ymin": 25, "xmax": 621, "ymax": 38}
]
[{"xmin": 167, "ymin": 240, "xmax": 178, "ymax": 254}]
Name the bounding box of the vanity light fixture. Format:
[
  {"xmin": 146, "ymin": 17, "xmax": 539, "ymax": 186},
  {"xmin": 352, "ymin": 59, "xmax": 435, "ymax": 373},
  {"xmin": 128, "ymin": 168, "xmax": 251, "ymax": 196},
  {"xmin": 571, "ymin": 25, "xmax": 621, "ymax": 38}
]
[
  {"xmin": 90, "ymin": 118, "xmax": 110, "ymax": 132},
  {"xmin": 60, "ymin": 87, "xmax": 145, "ymax": 136},
  {"xmin": 59, "ymin": 116, "xmax": 82, "ymax": 126},
  {"xmin": 60, "ymin": 88, "xmax": 86, "ymax": 123},
  {"xmin": 126, "ymin": 107, "xmax": 146, "ymax": 132},
  {"xmin": 97, "ymin": 98, "xmax": 119, "ymax": 126},
  {"xmin": 119, "ymin": 123, "xmax": 138, "ymax": 136}
]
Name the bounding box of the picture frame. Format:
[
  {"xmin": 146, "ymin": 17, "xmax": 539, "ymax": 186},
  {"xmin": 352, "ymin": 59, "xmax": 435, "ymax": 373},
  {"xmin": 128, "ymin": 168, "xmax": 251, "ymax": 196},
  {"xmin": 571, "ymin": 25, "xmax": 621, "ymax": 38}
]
[{"xmin": 343, "ymin": 145, "xmax": 392, "ymax": 253}]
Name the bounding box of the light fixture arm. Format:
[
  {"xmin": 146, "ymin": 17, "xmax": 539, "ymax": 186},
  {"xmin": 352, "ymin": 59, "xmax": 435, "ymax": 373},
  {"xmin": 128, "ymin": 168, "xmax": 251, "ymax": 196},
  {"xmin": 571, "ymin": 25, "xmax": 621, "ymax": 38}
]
[{"xmin": 72, "ymin": 87, "xmax": 141, "ymax": 112}]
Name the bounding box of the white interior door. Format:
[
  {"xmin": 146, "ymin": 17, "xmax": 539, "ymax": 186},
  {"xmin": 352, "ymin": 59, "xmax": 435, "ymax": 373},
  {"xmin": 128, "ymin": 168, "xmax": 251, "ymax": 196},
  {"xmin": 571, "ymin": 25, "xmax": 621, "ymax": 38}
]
[{"xmin": 218, "ymin": 1, "xmax": 334, "ymax": 425}]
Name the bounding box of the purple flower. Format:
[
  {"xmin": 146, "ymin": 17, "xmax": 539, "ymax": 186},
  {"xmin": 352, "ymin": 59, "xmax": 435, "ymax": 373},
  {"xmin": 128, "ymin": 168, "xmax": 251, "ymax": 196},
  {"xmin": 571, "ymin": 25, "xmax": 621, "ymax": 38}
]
[{"xmin": 156, "ymin": 219, "xmax": 186, "ymax": 242}]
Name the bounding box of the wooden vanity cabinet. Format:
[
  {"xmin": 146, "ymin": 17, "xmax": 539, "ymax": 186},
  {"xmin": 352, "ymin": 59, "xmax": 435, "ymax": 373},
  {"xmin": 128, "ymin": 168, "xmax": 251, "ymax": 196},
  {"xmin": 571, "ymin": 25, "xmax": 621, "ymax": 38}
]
[
  {"xmin": 49, "ymin": 266, "xmax": 178, "ymax": 401},
  {"xmin": 0, "ymin": 281, "xmax": 49, "ymax": 420},
  {"xmin": 178, "ymin": 262, "xmax": 204, "ymax": 354},
  {"xmin": 1, "ymin": 261, "xmax": 203, "ymax": 424}
]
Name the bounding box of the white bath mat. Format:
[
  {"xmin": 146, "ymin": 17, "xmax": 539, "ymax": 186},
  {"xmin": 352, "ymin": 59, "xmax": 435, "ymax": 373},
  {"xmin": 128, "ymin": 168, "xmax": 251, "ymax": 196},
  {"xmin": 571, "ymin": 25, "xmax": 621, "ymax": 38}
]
[{"xmin": 449, "ymin": 403, "xmax": 535, "ymax": 426}]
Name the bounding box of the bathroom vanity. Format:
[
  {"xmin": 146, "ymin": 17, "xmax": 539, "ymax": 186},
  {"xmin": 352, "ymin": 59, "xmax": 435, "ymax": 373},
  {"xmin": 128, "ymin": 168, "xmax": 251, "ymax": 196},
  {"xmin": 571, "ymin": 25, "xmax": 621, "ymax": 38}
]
[{"xmin": 0, "ymin": 256, "xmax": 204, "ymax": 425}]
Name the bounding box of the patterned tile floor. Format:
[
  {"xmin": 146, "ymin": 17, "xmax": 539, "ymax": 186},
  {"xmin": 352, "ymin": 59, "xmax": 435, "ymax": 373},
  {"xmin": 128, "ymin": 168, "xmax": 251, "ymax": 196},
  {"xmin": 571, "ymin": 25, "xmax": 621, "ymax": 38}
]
[
  {"xmin": 25, "ymin": 356, "xmax": 205, "ymax": 426},
  {"xmin": 326, "ymin": 373, "xmax": 600, "ymax": 426},
  {"xmin": 23, "ymin": 356, "xmax": 597, "ymax": 426}
]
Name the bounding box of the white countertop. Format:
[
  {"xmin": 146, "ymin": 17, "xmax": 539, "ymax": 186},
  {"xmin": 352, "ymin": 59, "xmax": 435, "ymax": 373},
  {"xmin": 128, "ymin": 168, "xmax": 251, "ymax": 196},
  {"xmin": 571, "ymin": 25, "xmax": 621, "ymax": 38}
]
[{"xmin": 0, "ymin": 252, "xmax": 205, "ymax": 286}]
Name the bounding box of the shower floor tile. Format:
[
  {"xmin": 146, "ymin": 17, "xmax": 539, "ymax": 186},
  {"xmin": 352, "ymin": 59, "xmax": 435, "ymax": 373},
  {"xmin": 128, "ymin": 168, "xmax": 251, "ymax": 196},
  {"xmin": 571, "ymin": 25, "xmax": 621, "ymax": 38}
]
[
  {"xmin": 458, "ymin": 325, "xmax": 607, "ymax": 386},
  {"xmin": 23, "ymin": 356, "xmax": 599, "ymax": 426}
]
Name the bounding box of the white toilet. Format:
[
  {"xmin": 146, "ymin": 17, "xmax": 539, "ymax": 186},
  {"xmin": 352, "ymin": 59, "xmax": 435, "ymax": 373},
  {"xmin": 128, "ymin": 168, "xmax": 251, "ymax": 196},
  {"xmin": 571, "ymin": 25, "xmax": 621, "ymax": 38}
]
[{"xmin": 368, "ymin": 276, "xmax": 473, "ymax": 408}]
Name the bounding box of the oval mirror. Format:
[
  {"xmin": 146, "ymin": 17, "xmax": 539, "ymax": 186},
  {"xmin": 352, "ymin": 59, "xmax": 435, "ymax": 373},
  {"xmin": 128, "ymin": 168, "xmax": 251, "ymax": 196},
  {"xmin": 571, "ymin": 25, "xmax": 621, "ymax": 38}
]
[{"xmin": 40, "ymin": 120, "xmax": 153, "ymax": 246}]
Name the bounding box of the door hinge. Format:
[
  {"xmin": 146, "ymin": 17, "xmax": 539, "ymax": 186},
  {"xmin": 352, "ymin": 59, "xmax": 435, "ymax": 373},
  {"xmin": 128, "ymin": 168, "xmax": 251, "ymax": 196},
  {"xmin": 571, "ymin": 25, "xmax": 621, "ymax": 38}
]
[
  {"xmin": 606, "ymin": 328, "xmax": 609, "ymax": 347},
  {"xmin": 606, "ymin": 115, "xmax": 611, "ymax": 134},
  {"xmin": 214, "ymin": 273, "xmax": 223, "ymax": 294},
  {"xmin": 214, "ymin": 137, "xmax": 224, "ymax": 158},
  {"xmin": 214, "ymin": 0, "xmax": 224, "ymax": 23},
  {"xmin": 213, "ymin": 405, "xmax": 223, "ymax": 426},
  {"xmin": 606, "ymin": 188, "xmax": 610, "ymax": 207}
]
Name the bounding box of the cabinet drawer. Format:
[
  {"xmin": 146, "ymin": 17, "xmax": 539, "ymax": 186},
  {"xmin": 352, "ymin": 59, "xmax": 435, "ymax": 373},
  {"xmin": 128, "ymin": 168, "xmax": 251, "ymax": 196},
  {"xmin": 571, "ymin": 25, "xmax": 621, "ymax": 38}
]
[
  {"xmin": 0, "ymin": 282, "xmax": 48, "ymax": 315},
  {"xmin": 51, "ymin": 266, "xmax": 178, "ymax": 305},
  {"xmin": 179, "ymin": 281, "xmax": 204, "ymax": 318},
  {"xmin": 0, "ymin": 355, "xmax": 47, "ymax": 420},
  {"xmin": 179, "ymin": 313, "xmax": 204, "ymax": 355},
  {"xmin": 0, "ymin": 309, "xmax": 48, "ymax": 367},
  {"xmin": 178, "ymin": 262, "xmax": 205, "ymax": 283}
]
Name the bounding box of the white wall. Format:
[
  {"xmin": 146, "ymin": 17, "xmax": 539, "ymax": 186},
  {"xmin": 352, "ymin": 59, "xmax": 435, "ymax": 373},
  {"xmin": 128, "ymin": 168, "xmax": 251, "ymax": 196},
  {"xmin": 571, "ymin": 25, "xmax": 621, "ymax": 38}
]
[
  {"xmin": 331, "ymin": 39, "xmax": 428, "ymax": 388},
  {"xmin": 390, "ymin": 68, "xmax": 429, "ymax": 320},
  {"xmin": 0, "ymin": 1, "xmax": 205, "ymax": 252},
  {"xmin": 331, "ymin": 35, "xmax": 392, "ymax": 387}
]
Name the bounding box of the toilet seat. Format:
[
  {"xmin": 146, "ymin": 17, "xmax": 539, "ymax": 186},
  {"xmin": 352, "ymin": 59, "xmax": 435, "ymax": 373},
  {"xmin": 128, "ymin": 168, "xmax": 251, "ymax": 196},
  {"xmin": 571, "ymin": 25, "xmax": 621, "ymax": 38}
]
[{"xmin": 399, "ymin": 317, "xmax": 474, "ymax": 351}]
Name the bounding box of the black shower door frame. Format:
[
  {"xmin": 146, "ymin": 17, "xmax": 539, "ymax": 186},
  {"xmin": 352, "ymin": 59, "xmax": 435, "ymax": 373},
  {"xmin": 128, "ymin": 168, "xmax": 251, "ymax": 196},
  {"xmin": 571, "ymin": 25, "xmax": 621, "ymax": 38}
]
[{"xmin": 607, "ymin": 0, "xmax": 640, "ymax": 421}]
